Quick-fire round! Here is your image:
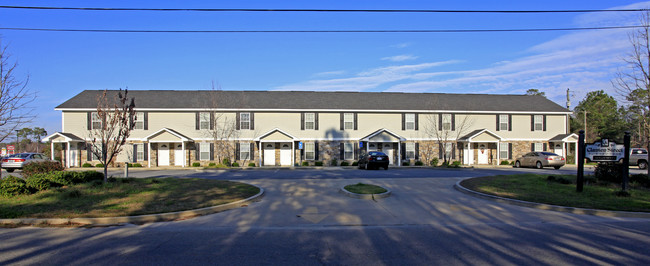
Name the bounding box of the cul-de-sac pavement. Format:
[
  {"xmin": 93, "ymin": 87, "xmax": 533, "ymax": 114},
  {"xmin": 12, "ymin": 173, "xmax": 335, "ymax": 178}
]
[{"xmin": 1, "ymin": 167, "xmax": 649, "ymax": 265}]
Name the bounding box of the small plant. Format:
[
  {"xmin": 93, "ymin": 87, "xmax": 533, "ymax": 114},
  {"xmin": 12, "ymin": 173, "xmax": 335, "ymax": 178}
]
[
  {"xmin": 415, "ymin": 161, "xmax": 424, "ymax": 166},
  {"xmin": 500, "ymin": 160, "xmax": 510, "ymax": 165},
  {"xmin": 26, "ymin": 175, "xmax": 59, "ymax": 192},
  {"xmin": 451, "ymin": 161, "xmax": 461, "ymax": 168},
  {"xmin": 132, "ymin": 163, "xmax": 143, "ymax": 167},
  {"xmin": 21, "ymin": 161, "xmax": 65, "ymax": 179},
  {"xmin": 330, "ymin": 159, "xmax": 338, "ymax": 166},
  {"xmin": 302, "ymin": 161, "xmax": 310, "ymax": 166},
  {"xmin": 222, "ymin": 158, "xmax": 231, "ymax": 166},
  {"xmin": 510, "ymin": 161, "xmax": 515, "ymax": 165},
  {"xmin": 95, "ymin": 163, "xmax": 104, "ymax": 168},
  {"xmin": 208, "ymin": 162, "xmax": 217, "ymax": 167},
  {"xmin": 340, "ymin": 161, "xmax": 350, "ymax": 166},
  {"xmin": 0, "ymin": 176, "xmax": 29, "ymax": 197},
  {"xmin": 430, "ymin": 158, "xmax": 439, "ymax": 167},
  {"xmin": 248, "ymin": 162, "xmax": 256, "ymax": 167},
  {"xmin": 192, "ymin": 162, "xmax": 201, "ymax": 167},
  {"xmin": 232, "ymin": 162, "xmax": 240, "ymax": 167},
  {"xmin": 315, "ymin": 161, "xmax": 323, "ymax": 166},
  {"xmin": 403, "ymin": 161, "xmax": 410, "ymax": 166},
  {"xmin": 352, "ymin": 161, "xmax": 358, "ymax": 166},
  {"xmin": 82, "ymin": 163, "xmax": 93, "ymax": 167}
]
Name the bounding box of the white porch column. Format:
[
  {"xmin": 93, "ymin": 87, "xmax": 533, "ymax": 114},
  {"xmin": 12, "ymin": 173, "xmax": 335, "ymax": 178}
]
[
  {"xmin": 258, "ymin": 142, "xmax": 262, "ymax": 167},
  {"xmin": 397, "ymin": 141, "xmax": 401, "ymax": 167},
  {"xmin": 496, "ymin": 142, "xmax": 501, "ymax": 163},
  {"xmin": 50, "ymin": 142, "xmax": 55, "ymax": 160},
  {"xmin": 66, "ymin": 142, "xmax": 71, "ymax": 168},
  {"xmin": 469, "ymin": 142, "xmax": 474, "ymax": 165},
  {"xmin": 291, "ymin": 141, "xmax": 295, "ymax": 166},
  {"xmin": 182, "ymin": 142, "xmax": 186, "ymax": 167},
  {"xmin": 147, "ymin": 142, "xmax": 152, "ymax": 168}
]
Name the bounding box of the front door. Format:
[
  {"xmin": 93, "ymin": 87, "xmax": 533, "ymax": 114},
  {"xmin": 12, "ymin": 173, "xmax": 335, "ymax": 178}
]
[
  {"xmin": 554, "ymin": 144, "xmax": 563, "ymax": 156},
  {"xmin": 280, "ymin": 143, "xmax": 291, "ymax": 166},
  {"xmin": 70, "ymin": 146, "xmax": 78, "ymax": 167},
  {"xmin": 158, "ymin": 143, "xmax": 170, "ymax": 166},
  {"xmin": 264, "ymin": 143, "xmax": 275, "ymax": 166},
  {"xmin": 478, "ymin": 144, "xmax": 488, "ymax": 164},
  {"xmin": 384, "ymin": 143, "xmax": 394, "ymax": 165},
  {"xmin": 174, "ymin": 144, "xmax": 184, "ymax": 166}
]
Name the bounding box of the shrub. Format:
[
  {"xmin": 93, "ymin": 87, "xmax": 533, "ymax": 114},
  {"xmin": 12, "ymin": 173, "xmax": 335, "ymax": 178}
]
[
  {"xmin": 95, "ymin": 163, "xmax": 104, "ymax": 168},
  {"xmin": 330, "ymin": 159, "xmax": 338, "ymax": 166},
  {"xmin": 415, "ymin": 161, "xmax": 424, "ymax": 166},
  {"xmin": 451, "ymin": 161, "xmax": 461, "ymax": 168},
  {"xmin": 594, "ymin": 163, "xmax": 623, "ymax": 183},
  {"xmin": 222, "ymin": 158, "xmax": 231, "ymax": 166},
  {"xmin": 510, "ymin": 161, "xmax": 515, "ymax": 165},
  {"xmin": 500, "ymin": 160, "xmax": 510, "ymax": 165},
  {"xmin": 315, "ymin": 161, "xmax": 323, "ymax": 166},
  {"xmin": 403, "ymin": 161, "xmax": 410, "ymax": 166},
  {"xmin": 340, "ymin": 161, "xmax": 349, "ymax": 166},
  {"xmin": 21, "ymin": 161, "xmax": 65, "ymax": 179},
  {"xmin": 302, "ymin": 161, "xmax": 309, "ymax": 166},
  {"xmin": 208, "ymin": 162, "xmax": 217, "ymax": 167},
  {"xmin": 73, "ymin": 171, "xmax": 104, "ymax": 183},
  {"xmin": 192, "ymin": 162, "xmax": 201, "ymax": 167},
  {"xmin": 352, "ymin": 161, "xmax": 358, "ymax": 166},
  {"xmin": 82, "ymin": 163, "xmax": 93, "ymax": 167},
  {"xmin": 131, "ymin": 163, "xmax": 143, "ymax": 167},
  {"xmin": 566, "ymin": 155, "xmax": 575, "ymax": 164},
  {"xmin": 430, "ymin": 158, "xmax": 439, "ymax": 167},
  {"xmin": 232, "ymin": 162, "xmax": 240, "ymax": 167},
  {"xmin": 248, "ymin": 162, "xmax": 256, "ymax": 167},
  {"xmin": 630, "ymin": 174, "xmax": 650, "ymax": 188},
  {"xmin": 26, "ymin": 174, "xmax": 59, "ymax": 192},
  {"xmin": 0, "ymin": 176, "xmax": 29, "ymax": 197}
]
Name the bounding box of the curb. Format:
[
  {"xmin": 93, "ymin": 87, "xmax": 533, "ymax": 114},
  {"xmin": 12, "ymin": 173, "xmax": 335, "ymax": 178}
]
[
  {"xmin": 0, "ymin": 185, "xmax": 265, "ymax": 227},
  {"xmin": 339, "ymin": 185, "xmax": 392, "ymax": 200},
  {"xmin": 454, "ymin": 179, "xmax": 650, "ymax": 219}
]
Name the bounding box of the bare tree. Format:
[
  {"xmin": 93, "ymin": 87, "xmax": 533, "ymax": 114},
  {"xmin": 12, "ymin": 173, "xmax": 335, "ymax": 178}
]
[
  {"xmin": 423, "ymin": 113, "xmax": 474, "ymax": 165},
  {"xmin": 87, "ymin": 89, "xmax": 136, "ymax": 182},
  {"xmin": 613, "ymin": 11, "xmax": 650, "ymax": 172}
]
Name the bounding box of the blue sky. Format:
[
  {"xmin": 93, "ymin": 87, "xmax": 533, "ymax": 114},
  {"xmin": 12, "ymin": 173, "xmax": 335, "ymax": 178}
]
[{"xmin": 0, "ymin": 0, "xmax": 647, "ymax": 135}]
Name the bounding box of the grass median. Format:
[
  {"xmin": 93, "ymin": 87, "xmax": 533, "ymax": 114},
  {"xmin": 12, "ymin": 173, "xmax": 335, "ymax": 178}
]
[
  {"xmin": 0, "ymin": 177, "xmax": 260, "ymax": 219},
  {"xmin": 460, "ymin": 174, "xmax": 650, "ymax": 212}
]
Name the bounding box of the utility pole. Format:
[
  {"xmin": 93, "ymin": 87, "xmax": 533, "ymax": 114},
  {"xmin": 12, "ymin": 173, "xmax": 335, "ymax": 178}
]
[{"xmin": 566, "ymin": 88, "xmax": 571, "ymax": 109}]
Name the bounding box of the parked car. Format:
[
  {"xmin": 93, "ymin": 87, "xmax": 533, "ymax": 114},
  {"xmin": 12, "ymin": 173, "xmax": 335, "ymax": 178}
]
[
  {"xmin": 629, "ymin": 148, "xmax": 648, "ymax": 169},
  {"xmin": 514, "ymin": 151, "xmax": 565, "ymax": 169},
  {"xmin": 1, "ymin": 153, "xmax": 49, "ymax": 172},
  {"xmin": 358, "ymin": 151, "xmax": 390, "ymax": 170}
]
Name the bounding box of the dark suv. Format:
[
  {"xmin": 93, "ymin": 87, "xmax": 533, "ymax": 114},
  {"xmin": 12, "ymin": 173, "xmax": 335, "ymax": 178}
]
[{"xmin": 358, "ymin": 151, "xmax": 390, "ymax": 170}]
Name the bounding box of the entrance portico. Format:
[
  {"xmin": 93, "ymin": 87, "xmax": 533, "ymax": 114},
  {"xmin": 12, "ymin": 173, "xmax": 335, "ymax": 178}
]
[
  {"xmin": 550, "ymin": 133, "xmax": 579, "ymax": 162},
  {"xmin": 458, "ymin": 129, "xmax": 504, "ymax": 165},
  {"xmin": 143, "ymin": 128, "xmax": 192, "ymax": 167},
  {"xmin": 361, "ymin": 128, "xmax": 405, "ymax": 166},
  {"xmin": 254, "ymin": 128, "xmax": 297, "ymax": 166},
  {"xmin": 42, "ymin": 132, "xmax": 85, "ymax": 168}
]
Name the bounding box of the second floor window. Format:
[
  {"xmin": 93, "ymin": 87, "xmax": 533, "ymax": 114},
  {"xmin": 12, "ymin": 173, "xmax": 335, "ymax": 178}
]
[
  {"xmin": 442, "ymin": 114, "xmax": 452, "ymax": 131},
  {"xmin": 91, "ymin": 112, "xmax": 102, "ymax": 129},
  {"xmin": 499, "ymin": 114, "xmax": 509, "ymax": 131},
  {"xmin": 305, "ymin": 113, "xmax": 315, "ymax": 130},
  {"xmin": 405, "ymin": 113, "xmax": 415, "ymax": 130},
  {"xmin": 534, "ymin": 115, "xmax": 543, "ymax": 131},
  {"xmin": 240, "ymin": 113, "xmax": 250, "ymax": 130},
  {"xmin": 344, "ymin": 113, "xmax": 354, "ymax": 130},
  {"xmin": 134, "ymin": 112, "xmax": 145, "ymax": 130},
  {"xmin": 199, "ymin": 112, "xmax": 210, "ymax": 130}
]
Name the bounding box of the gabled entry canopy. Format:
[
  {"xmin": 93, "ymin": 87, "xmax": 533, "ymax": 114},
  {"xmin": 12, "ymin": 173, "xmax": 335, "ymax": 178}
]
[
  {"xmin": 458, "ymin": 129, "xmax": 503, "ymax": 142},
  {"xmin": 143, "ymin": 127, "xmax": 192, "ymax": 142},
  {"xmin": 254, "ymin": 128, "xmax": 298, "ymax": 142},
  {"xmin": 550, "ymin": 133, "xmax": 579, "ymax": 143},
  {"xmin": 361, "ymin": 128, "xmax": 406, "ymax": 142},
  {"xmin": 42, "ymin": 132, "xmax": 85, "ymax": 143}
]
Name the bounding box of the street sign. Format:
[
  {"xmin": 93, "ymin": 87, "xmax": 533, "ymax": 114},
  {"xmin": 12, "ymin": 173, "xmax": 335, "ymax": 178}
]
[
  {"xmin": 298, "ymin": 141, "xmax": 303, "ymax": 149},
  {"xmin": 585, "ymin": 139, "xmax": 625, "ymax": 162},
  {"xmin": 359, "ymin": 142, "xmax": 363, "ymax": 148},
  {"xmin": 7, "ymin": 145, "xmax": 14, "ymax": 151}
]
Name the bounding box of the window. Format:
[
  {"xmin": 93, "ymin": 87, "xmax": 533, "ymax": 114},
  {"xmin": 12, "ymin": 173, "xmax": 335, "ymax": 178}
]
[
  {"xmin": 534, "ymin": 143, "xmax": 543, "ymax": 151},
  {"xmin": 444, "ymin": 143, "xmax": 453, "ymax": 158},
  {"xmin": 344, "ymin": 143, "xmax": 354, "ymax": 160},
  {"xmin": 305, "ymin": 142, "xmax": 315, "ymax": 160},
  {"xmin": 405, "ymin": 113, "xmax": 415, "ymax": 130},
  {"xmin": 91, "ymin": 112, "xmax": 102, "ymax": 129},
  {"xmin": 136, "ymin": 144, "xmax": 144, "ymax": 161},
  {"xmin": 240, "ymin": 142, "xmax": 251, "ymax": 160},
  {"xmin": 534, "ymin": 115, "xmax": 543, "ymax": 131},
  {"xmin": 406, "ymin": 143, "xmax": 416, "ymax": 160},
  {"xmin": 442, "ymin": 114, "xmax": 452, "ymax": 131},
  {"xmin": 499, "ymin": 114, "xmax": 509, "ymax": 131},
  {"xmin": 499, "ymin": 142, "xmax": 508, "ymax": 159},
  {"xmin": 305, "ymin": 113, "xmax": 315, "ymax": 130},
  {"xmin": 200, "ymin": 143, "xmax": 210, "ymax": 160},
  {"xmin": 134, "ymin": 112, "xmax": 145, "ymax": 130},
  {"xmin": 199, "ymin": 112, "xmax": 210, "ymax": 130},
  {"xmin": 240, "ymin": 113, "xmax": 250, "ymax": 130},
  {"xmin": 92, "ymin": 144, "xmax": 101, "ymax": 161},
  {"xmin": 344, "ymin": 113, "xmax": 354, "ymax": 130}
]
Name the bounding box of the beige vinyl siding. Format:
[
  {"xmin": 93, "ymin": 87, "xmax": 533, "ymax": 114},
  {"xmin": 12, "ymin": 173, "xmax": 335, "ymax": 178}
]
[{"xmin": 62, "ymin": 112, "xmax": 89, "ymax": 136}]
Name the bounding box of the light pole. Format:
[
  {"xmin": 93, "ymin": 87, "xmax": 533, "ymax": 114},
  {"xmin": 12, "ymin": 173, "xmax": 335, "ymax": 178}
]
[{"xmin": 15, "ymin": 130, "xmax": 19, "ymax": 154}]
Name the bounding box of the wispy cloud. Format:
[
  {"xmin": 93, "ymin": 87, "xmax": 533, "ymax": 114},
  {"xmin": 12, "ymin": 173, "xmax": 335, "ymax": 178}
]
[
  {"xmin": 390, "ymin": 43, "xmax": 411, "ymax": 48},
  {"xmin": 381, "ymin": 55, "xmax": 418, "ymax": 62},
  {"xmin": 311, "ymin": 70, "xmax": 346, "ymax": 77}
]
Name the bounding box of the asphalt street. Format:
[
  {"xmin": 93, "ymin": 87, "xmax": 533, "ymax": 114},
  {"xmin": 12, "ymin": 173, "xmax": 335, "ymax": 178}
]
[{"xmin": 1, "ymin": 167, "xmax": 649, "ymax": 265}]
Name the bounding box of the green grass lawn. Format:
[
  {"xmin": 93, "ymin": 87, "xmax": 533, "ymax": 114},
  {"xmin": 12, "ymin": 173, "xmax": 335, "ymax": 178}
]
[
  {"xmin": 0, "ymin": 178, "xmax": 260, "ymax": 219},
  {"xmin": 344, "ymin": 183, "xmax": 388, "ymax": 194},
  {"xmin": 460, "ymin": 174, "xmax": 650, "ymax": 212}
]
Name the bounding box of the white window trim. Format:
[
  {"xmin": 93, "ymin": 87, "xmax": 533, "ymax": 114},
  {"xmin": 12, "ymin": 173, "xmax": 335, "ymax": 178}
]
[
  {"xmin": 91, "ymin": 112, "xmax": 102, "ymax": 130},
  {"xmin": 305, "ymin": 142, "xmax": 315, "ymax": 160},
  {"xmin": 134, "ymin": 112, "xmax": 145, "ymax": 130},
  {"xmin": 406, "ymin": 143, "xmax": 416, "ymax": 160},
  {"xmin": 199, "ymin": 112, "xmax": 210, "ymax": 130},
  {"xmin": 240, "ymin": 142, "xmax": 251, "ymax": 160},
  {"xmin": 200, "ymin": 142, "xmax": 210, "ymax": 161},
  {"xmin": 240, "ymin": 112, "xmax": 251, "ymax": 130},
  {"xmin": 499, "ymin": 142, "xmax": 508, "ymax": 159},
  {"xmin": 405, "ymin": 113, "xmax": 415, "ymax": 130},
  {"xmin": 499, "ymin": 114, "xmax": 508, "ymax": 131},
  {"xmin": 305, "ymin": 113, "xmax": 315, "ymax": 130},
  {"xmin": 344, "ymin": 143, "xmax": 354, "ymax": 160},
  {"xmin": 444, "ymin": 143, "xmax": 453, "ymax": 157},
  {"xmin": 534, "ymin": 143, "xmax": 543, "ymax": 151},
  {"xmin": 442, "ymin": 114, "xmax": 452, "ymax": 131},
  {"xmin": 344, "ymin": 113, "xmax": 354, "ymax": 130},
  {"xmin": 534, "ymin": 115, "xmax": 543, "ymax": 131},
  {"xmin": 136, "ymin": 143, "xmax": 144, "ymax": 161}
]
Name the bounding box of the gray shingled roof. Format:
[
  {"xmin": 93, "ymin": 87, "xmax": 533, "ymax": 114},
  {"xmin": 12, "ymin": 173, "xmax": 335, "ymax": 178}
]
[{"xmin": 56, "ymin": 90, "xmax": 570, "ymax": 112}]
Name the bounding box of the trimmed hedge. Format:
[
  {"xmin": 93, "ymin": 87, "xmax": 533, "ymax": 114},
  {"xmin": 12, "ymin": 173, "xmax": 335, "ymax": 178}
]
[
  {"xmin": 248, "ymin": 162, "xmax": 256, "ymax": 167},
  {"xmin": 415, "ymin": 161, "xmax": 424, "ymax": 166},
  {"xmin": 192, "ymin": 162, "xmax": 201, "ymax": 167},
  {"xmin": 21, "ymin": 161, "xmax": 65, "ymax": 179},
  {"xmin": 0, "ymin": 176, "xmax": 29, "ymax": 197},
  {"xmin": 82, "ymin": 163, "xmax": 93, "ymax": 167},
  {"xmin": 314, "ymin": 161, "xmax": 323, "ymax": 166},
  {"xmin": 340, "ymin": 161, "xmax": 350, "ymax": 166},
  {"xmin": 232, "ymin": 162, "xmax": 240, "ymax": 167}
]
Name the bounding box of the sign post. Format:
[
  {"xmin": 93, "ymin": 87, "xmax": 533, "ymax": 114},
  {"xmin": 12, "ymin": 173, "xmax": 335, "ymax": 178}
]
[
  {"xmin": 623, "ymin": 132, "xmax": 631, "ymax": 192},
  {"xmin": 577, "ymin": 130, "xmax": 585, "ymax": 192}
]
